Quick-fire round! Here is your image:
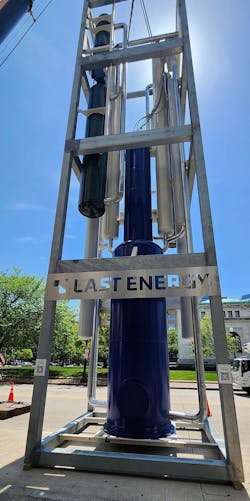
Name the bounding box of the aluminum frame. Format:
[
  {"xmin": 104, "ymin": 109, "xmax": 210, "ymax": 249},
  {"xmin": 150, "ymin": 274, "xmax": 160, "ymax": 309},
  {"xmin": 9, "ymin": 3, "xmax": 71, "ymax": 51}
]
[{"xmin": 24, "ymin": 0, "xmax": 244, "ymax": 486}]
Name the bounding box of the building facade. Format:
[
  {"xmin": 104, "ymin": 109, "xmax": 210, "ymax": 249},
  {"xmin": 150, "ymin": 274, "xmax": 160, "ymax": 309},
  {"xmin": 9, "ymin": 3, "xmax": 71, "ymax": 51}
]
[
  {"xmin": 174, "ymin": 296, "xmax": 250, "ymax": 362},
  {"xmin": 200, "ymin": 296, "xmax": 250, "ymax": 350}
]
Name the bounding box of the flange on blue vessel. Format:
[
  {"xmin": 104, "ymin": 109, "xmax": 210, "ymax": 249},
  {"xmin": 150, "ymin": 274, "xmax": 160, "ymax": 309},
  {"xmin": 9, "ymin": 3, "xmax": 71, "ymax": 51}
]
[{"xmin": 104, "ymin": 148, "xmax": 175, "ymax": 439}]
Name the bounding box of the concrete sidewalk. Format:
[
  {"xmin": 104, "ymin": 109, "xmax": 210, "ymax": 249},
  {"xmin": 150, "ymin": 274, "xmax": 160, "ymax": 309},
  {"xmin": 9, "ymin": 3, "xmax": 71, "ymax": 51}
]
[
  {"xmin": 0, "ymin": 384, "xmax": 249, "ymax": 501},
  {"xmin": 170, "ymin": 381, "xmax": 219, "ymax": 390}
]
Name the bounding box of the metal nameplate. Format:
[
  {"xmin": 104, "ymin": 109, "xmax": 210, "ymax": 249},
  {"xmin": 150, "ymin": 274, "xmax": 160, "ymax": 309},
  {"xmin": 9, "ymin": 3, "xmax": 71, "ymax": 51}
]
[
  {"xmin": 34, "ymin": 359, "xmax": 47, "ymax": 377},
  {"xmin": 45, "ymin": 266, "xmax": 220, "ymax": 301},
  {"xmin": 217, "ymin": 364, "xmax": 233, "ymax": 385}
]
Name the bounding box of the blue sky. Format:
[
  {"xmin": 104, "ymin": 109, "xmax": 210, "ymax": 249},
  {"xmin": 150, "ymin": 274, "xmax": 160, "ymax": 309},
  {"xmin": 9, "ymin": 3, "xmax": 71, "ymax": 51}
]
[{"xmin": 0, "ymin": 0, "xmax": 249, "ymax": 299}]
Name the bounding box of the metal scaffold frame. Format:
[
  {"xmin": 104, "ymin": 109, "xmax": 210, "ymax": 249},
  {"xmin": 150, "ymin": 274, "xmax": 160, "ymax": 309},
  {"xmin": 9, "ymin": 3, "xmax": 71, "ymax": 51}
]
[{"xmin": 24, "ymin": 0, "xmax": 244, "ymax": 486}]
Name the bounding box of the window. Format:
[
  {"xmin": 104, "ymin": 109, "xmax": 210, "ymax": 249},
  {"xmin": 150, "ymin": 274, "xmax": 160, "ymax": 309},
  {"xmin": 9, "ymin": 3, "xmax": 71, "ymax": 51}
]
[
  {"xmin": 241, "ymin": 360, "xmax": 250, "ymax": 373},
  {"xmin": 235, "ymin": 310, "xmax": 240, "ymax": 318},
  {"xmin": 228, "ymin": 311, "xmax": 233, "ymax": 318},
  {"xmin": 232, "ymin": 360, "xmax": 240, "ymax": 372}
]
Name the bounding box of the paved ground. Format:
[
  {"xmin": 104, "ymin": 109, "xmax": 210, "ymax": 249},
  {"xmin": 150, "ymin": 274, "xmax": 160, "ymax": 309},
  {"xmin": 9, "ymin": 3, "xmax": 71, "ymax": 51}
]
[{"xmin": 0, "ymin": 383, "xmax": 249, "ymax": 501}]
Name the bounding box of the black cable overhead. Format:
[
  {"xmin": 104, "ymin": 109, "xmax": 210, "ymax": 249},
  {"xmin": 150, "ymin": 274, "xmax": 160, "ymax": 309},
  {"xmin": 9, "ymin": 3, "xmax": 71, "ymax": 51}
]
[
  {"xmin": 140, "ymin": 0, "xmax": 152, "ymax": 38},
  {"xmin": 128, "ymin": 0, "xmax": 135, "ymax": 40},
  {"xmin": 128, "ymin": 0, "xmax": 152, "ymax": 40}
]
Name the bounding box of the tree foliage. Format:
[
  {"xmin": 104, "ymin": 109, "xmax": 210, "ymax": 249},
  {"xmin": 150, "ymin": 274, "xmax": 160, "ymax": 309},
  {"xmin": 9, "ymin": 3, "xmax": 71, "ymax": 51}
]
[
  {"xmin": 0, "ymin": 269, "xmax": 44, "ymax": 354},
  {"xmin": 98, "ymin": 324, "xmax": 109, "ymax": 368},
  {"xmin": 52, "ymin": 302, "xmax": 84, "ymax": 365},
  {"xmin": 167, "ymin": 328, "xmax": 178, "ymax": 359},
  {"xmin": 16, "ymin": 348, "xmax": 33, "ymax": 361},
  {"xmin": 200, "ymin": 314, "xmax": 238, "ymax": 357},
  {"xmin": 0, "ymin": 269, "xmax": 84, "ymax": 364},
  {"xmin": 200, "ymin": 315, "xmax": 215, "ymax": 357}
]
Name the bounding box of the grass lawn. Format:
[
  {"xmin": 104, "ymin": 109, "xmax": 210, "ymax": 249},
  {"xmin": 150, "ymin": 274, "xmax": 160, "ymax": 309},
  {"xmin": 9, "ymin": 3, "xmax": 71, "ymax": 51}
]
[
  {"xmin": 169, "ymin": 370, "xmax": 217, "ymax": 381},
  {"xmin": 3, "ymin": 366, "xmax": 218, "ymax": 381}
]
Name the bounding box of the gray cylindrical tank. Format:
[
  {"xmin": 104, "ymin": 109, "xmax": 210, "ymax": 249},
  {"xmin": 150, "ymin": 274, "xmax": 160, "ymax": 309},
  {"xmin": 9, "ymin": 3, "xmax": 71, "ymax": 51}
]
[{"xmin": 0, "ymin": 0, "xmax": 34, "ymax": 44}]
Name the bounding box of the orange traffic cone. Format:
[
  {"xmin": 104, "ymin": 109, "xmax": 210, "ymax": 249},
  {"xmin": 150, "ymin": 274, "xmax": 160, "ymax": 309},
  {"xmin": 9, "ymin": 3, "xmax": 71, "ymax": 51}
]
[
  {"xmin": 206, "ymin": 398, "xmax": 212, "ymax": 417},
  {"xmin": 8, "ymin": 380, "xmax": 14, "ymax": 402}
]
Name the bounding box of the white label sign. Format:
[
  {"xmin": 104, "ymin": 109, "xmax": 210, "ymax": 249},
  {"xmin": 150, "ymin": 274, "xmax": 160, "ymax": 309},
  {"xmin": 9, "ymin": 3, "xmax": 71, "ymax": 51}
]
[
  {"xmin": 34, "ymin": 358, "xmax": 47, "ymax": 377},
  {"xmin": 217, "ymin": 364, "xmax": 232, "ymax": 385}
]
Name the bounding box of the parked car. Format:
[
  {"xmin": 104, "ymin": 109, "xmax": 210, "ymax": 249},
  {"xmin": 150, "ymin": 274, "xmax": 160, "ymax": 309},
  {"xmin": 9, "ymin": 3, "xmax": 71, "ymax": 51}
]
[{"xmin": 10, "ymin": 360, "xmax": 22, "ymax": 366}]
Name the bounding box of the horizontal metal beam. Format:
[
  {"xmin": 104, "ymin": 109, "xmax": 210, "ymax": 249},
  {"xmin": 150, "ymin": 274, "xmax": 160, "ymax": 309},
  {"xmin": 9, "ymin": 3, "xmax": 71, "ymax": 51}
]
[
  {"xmin": 65, "ymin": 125, "xmax": 192, "ymax": 155},
  {"xmin": 127, "ymin": 32, "xmax": 179, "ymax": 48},
  {"xmin": 89, "ymin": 0, "xmax": 127, "ymax": 7},
  {"xmin": 32, "ymin": 448, "xmax": 230, "ymax": 482},
  {"xmin": 81, "ymin": 38, "xmax": 183, "ymax": 70},
  {"xmin": 39, "ymin": 411, "xmax": 93, "ymax": 449},
  {"xmin": 127, "ymin": 90, "xmax": 149, "ymax": 99},
  {"xmin": 57, "ymin": 253, "xmax": 208, "ymax": 273},
  {"xmin": 59, "ymin": 433, "xmax": 219, "ymax": 451}
]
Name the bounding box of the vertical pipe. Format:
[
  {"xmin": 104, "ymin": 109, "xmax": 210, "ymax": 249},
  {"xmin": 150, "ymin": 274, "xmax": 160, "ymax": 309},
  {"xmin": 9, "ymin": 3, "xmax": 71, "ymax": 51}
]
[
  {"xmin": 153, "ymin": 58, "xmax": 174, "ymax": 238},
  {"xmin": 102, "ymin": 24, "xmax": 127, "ymax": 244},
  {"xmin": 167, "ymin": 69, "xmax": 194, "ymax": 340},
  {"xmin": 78, "ymin": 219, "xmax": 99, "ymax": 339}
]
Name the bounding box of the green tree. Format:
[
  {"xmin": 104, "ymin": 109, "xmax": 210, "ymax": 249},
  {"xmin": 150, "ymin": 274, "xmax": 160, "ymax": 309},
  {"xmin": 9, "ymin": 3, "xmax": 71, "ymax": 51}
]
[
  {"xmin": 0, "ymin": 269, "xmax": 85, "ymax": 365},
  {"xmin": 199, "ymin": 315, "xmax": 238, "ymax": 357},
  {"xmin": 52, "ymin": 302, "xmax": 80, "ymax": 365},
  {"xmin": 200, "ymin": 315, "xmax": 215, "ymax": 357},
  {"xmin": 98, "ymin": 314, "xmax": 109, "ymax": 368},
  {"xmin": 167, "ymin": 328, "xmax": 178, "ymax": 360},
  {"xmin": 0, "ymin": 269, "xmax": 44, "ymax": 356},
  {"xmin": 16, "ymin": 348, "xmax": 33, "ymax": 361},
  {"xmin": 226, "ymin": 333, "xmax": 239, "ymax": 356},
  {"xmin": 73, "ymin": 336, "xmax": 86, "ymax": 365}
]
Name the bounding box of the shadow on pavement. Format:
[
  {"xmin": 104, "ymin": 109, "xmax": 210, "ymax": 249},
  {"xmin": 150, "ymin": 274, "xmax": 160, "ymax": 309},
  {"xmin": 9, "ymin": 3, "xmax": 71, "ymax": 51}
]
[{"xmin": 0, "ymin": 456, "xmax": 250, "ymax": 501}]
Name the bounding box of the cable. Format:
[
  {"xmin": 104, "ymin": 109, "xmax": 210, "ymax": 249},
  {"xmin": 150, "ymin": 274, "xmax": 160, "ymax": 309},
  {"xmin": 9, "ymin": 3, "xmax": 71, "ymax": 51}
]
[
  {"xmin": 134, "ymin": 64, "xmax": 166, "ymax": 130},
  {"xmin": 0, "ymin": 0, "xmax": 54, "ymax": 69},
  {"xmin": 128, "ymin": 0, "xmax": 135, "ymax": 40},
  {"xmin": 140, "ymin": 0, "xmax": 152, "ymax": 38}
]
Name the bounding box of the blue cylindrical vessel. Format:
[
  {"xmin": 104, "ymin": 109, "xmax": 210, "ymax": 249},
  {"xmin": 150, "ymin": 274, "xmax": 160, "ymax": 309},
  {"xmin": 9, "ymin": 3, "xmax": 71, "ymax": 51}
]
[
  {"xmin": 78, "ymin": 13, "xmax": 109, "ymax": 219},
  {"xmin": 0, "ymin": 0, "xmax": 34, "ymax": 44},
  {"xmin": 124, "ymin": 148, "xmax": 152, "ymax": 242},
  {"xmin": 104, "ymin": 148, "xmax": 174, "ymax": 438}
]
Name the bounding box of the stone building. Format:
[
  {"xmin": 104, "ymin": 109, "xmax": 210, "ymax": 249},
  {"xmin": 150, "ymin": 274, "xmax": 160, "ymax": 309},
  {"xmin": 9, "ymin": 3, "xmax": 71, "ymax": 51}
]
[{"xmin": 174, "ymin": 296, "xmax": 250, "ymax": 363}]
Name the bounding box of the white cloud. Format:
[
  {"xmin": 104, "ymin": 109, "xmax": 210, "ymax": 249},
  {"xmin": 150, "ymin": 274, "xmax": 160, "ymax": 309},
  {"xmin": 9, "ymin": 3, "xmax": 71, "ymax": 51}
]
[
  {"xmin": 6, "ymin": 202, "xmax": 50, "ymax": 212},
  {"xmin": 65, "ymin": 234, "xmax": 76, "ymax": 240},
  {"xmin": 15, "ymin": 236, "xmax": 39, "ymax": 244}
]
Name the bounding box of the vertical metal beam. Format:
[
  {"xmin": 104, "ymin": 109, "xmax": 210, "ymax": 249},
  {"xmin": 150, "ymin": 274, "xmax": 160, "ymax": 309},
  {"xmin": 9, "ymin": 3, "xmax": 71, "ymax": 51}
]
[
  {"xmin": 24, "ymin": 0, "xmax": 90, "ymax": 466},
  {"xmin": 177, "ymin": 0, "xmax": 244, "ymax": 483}
]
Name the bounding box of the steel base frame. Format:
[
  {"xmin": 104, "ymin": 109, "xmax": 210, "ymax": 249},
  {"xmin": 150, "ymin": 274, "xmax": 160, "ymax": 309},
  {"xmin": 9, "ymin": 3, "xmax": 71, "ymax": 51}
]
[{"xmin": 26, "ymin": 410, "xmax": 236, "ymax": 485}]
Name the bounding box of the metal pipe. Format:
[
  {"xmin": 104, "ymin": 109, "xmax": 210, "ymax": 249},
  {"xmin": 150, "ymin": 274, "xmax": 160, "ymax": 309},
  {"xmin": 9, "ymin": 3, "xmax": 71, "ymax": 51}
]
[
  {"xmin": 87, "ymin": 300, "xmax": 107, "ymax": 409},
  {"xmin": 101, "ymin": 23, "xmax": 127, "ymax": 243},
  {"xmin": 78, "ymin": 219, "xmax": 99, "ymax": 339},
  {"xmin": 145, "ymin": 84, "xmax": 153, "ymax": 129},
  {"xmin": 168, "ymin": 62, "xmax": 207, "ymax": 422},
  {"xmin": 174, "ymin": 63, "xmax": 207, "ymax": 421},
  {"xmin": 153, "ymin": 58, "xmax": 174, "ymax": 238}
]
